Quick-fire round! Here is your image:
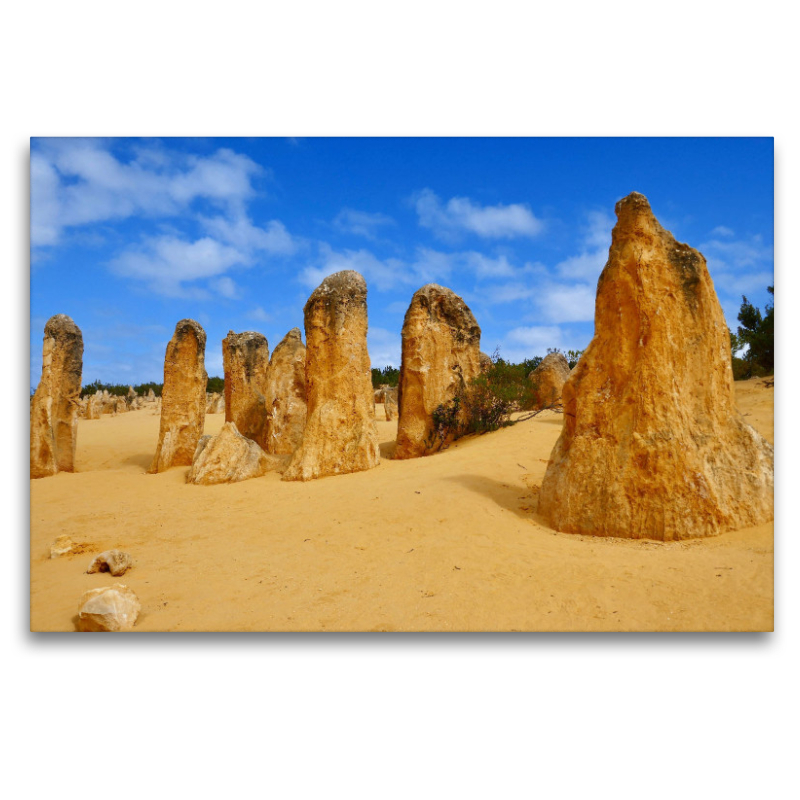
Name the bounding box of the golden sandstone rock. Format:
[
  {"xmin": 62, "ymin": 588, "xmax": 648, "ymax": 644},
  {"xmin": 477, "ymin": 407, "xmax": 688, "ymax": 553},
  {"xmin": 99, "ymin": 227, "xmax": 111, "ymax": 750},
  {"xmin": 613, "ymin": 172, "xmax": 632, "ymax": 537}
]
[
  {"xmin": 395, "ymin": 284, "xmax": 482, "ymax": 459},
  {"xmin": 149, "ymin": 319, "xmax": 207, "ymax": 473},
  {"xmin": 87, "ymin": 549, "xmax": 133, "ymax": 577},
  {"xmin": 223, "ymin": 330, "xmax": 270, "ymax": 449},
  {"xmin": 283, "ymin": 271, "xmax": 379, "ymax": 481},
  {"xmin": 265, "ymin": 327, "xmax": 307, "ymax": 456},
  {"xmin": 30, "ymin": 314, "xmax": 83, "ymax": 478},
  {"xmin": 383, "ymin": 386, "xmax": 398, "ymax": 421},
  {"xmin": 528, "ymin": 351, "xmax": 570, "ymax": 408},
  {"xmin": 188, "ymin": 422, "xmax": 278, "ymax": 485},
  {"xmin": 538, "ymin": 192, "xmax": 774, "ymax": 541},
  {"xmin": 77, "ymin": 584, "xmax": 141, "ymax": 632}
]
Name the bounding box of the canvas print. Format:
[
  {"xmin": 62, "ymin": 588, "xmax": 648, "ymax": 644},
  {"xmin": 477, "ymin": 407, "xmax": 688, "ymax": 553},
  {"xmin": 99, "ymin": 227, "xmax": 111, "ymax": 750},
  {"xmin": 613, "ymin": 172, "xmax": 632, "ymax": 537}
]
[{"xmin": 29, "ymin": 137, "xmax": 774, "ymax": 632}]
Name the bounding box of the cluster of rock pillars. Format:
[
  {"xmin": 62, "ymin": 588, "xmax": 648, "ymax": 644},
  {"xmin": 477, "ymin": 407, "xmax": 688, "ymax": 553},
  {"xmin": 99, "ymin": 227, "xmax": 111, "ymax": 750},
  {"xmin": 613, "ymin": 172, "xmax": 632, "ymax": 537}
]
[{"xmin": 31, "ymin": 193, "xmax": 773, "ymax": 543}]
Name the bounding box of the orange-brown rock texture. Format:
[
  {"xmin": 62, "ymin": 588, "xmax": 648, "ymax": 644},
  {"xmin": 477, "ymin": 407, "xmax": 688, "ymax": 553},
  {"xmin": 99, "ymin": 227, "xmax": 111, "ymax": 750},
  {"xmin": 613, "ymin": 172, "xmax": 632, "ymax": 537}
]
[
  {"xmin": 149, "ymin": 319, "xmax": 207, "ymax": 473},
  {"xmin": 528, "ymin": 352, "xmax": 570, "ymax": 408},
  {"xmin": 395, "ymin": 284, "xmax": 482, "ymax": 458},
  {"xmin": 283, "ymin": 271, "xmax": 379, "ymax": 480},
  {"xmin": 265, "ymin": 327, "xmax": 307, "ymax": 456},
  {"xmin": 538, "ymin": 192, "xmax": 774, "ymax": 541},
  {"xmin": 187, "ymin": 422, "xmax": 278, "ymax": 485},
  {"xmin": 30, "ymin": 314, "xmax": 83, "ymax": 478},
  {"xmin": 223, "ymin": 330, "xmax": 270, "ymax": 449}
]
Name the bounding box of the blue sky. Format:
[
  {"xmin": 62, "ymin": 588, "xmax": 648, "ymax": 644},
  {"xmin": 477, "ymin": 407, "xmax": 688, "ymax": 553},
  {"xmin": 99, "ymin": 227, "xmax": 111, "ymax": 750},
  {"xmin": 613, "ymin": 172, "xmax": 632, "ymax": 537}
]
[{"xmin": 30, "ymin": 137, "xmax": 774, "ymax": 388}]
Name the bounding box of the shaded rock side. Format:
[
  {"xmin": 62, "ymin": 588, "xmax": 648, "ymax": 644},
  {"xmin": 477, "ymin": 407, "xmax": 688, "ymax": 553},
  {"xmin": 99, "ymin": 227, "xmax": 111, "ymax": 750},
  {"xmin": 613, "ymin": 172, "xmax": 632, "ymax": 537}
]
[
  {"xmin": 394, "ymin": 284, "xmax": 482, "ymax": 458},
  {"xmin": 149, "ymin": 320, "xmax": 208, "ymax": 473},
  {"xmin": 223, "ymin": 330, "xmax": 270, "ymax": 449},
  {"xmin": 528, "ymin": 352, "xmax": 570, "ymax": 408},
  {"xmin": 188, "ymin": 422, "xmax": 283, "ymax": 485},
  {"xmin": 30, "ymin": 314, "xmax": 83, "ymax": 478},
  {"xmin": 77, "ymin": 584, "xmax": 141, "ymax": 632},
  {"xmin": 283, "ymin": 271, "xmax": 380, "ymax": 480},
  {"xmin": 265, "ymin": 328, "xmax": 307, "ymax": 455},
  {"xmin": 538, "ymin": 192, "xmax": 774, "ymax": 541}
]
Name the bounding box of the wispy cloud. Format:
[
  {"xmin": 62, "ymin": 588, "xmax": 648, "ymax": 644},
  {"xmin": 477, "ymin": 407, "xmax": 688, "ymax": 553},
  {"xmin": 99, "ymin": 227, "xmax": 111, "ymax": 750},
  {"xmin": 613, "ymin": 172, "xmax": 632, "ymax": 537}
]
[
  {"xmin": 555, "ymin": 210, "xmax": 613, "ymax": 280},
  {"xmin": 300, "ymin": 243, "xmax": 544, "ymax": 294},
  {"xmin": 367, "ymin": 326, "xmax": 402, "ymax": 369},
  {"xmin": 333, "ymin": 208, "xmax": 395, "ymax": 240},
  {"xmin": 413, "ymin": 188, "xmax": 544, "ymax": 241},
  {"xmin": 31, "ymin": 139, "xmax": 265, "ymax": 247},
  {"xmin": 108, "ymin": 235, "xmax": 247, "ymax": 298}
]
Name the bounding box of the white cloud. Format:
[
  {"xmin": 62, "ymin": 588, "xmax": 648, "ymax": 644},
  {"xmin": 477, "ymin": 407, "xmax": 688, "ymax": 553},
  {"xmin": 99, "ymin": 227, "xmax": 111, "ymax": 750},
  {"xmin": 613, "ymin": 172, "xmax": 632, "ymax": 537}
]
[
  {"xmin": 367, "ymin": 326, "xmax": 401, "ymax": 368},
  {"xmin": 498, "ymin": 326, "xmax": 564, "ymax": 363},
  {"xmin": 711, "ymin": 225, "xmax": 735, "ymax": 237},
  {"xmin": 414, "ymin": 188, "xmax": 544, "ymax": 240},
  {"xmin": 534, "ymin": 283, "xmax": 596, "ymax": 323},
  {"xmin": 200, "ymin": 214, "xmax": 297, "ymax": 255},
  {"xmin": 333, "ymin": 208, "xmax": 395, "ymax": 239},
  {"xmin": 300, "ymin": 243, "xmax": 538, "ymax": 295},
  {"xmin": 699, "ymin": 234, "xmax": 773, "ymax": 270},
  {"xmin": 31, "ymin": 139, "xmax": 264, "ymax": 247},
  {"xmin": 699, "ymin": 233, "xmax": 773, "ymax": 312},
  {"xmin": 212, "ymin": 276, "xmax": 240, "ymax": 299},
  {"xmin": 247, "ymin": 306, "xmax": 273, "ymax": 323},
  {"xmin": 555, "ymin": 210, "xmax": 613, "ymax": 280},
  {"xmin": 109, "ymin": 235, "xmax": 246, "ymax": 298},
  {"xmin": 300, "ymin": 245, "xmax": 407, "ymax": 292}
]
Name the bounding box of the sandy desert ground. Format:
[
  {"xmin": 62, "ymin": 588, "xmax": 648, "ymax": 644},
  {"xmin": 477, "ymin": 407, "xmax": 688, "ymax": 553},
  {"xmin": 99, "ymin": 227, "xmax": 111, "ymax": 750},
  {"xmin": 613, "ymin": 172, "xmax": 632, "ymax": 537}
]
[{"xmin": 29, "ymin": 377, "xmax": 774, "ymax": 632}]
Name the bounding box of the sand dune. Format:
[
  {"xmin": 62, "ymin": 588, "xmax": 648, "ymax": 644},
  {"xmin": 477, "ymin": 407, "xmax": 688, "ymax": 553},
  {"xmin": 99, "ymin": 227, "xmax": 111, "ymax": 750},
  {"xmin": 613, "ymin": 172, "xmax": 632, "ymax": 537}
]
[{"xmin": 29, "ymin": 377, "xmax": 773, "ymax": 632}]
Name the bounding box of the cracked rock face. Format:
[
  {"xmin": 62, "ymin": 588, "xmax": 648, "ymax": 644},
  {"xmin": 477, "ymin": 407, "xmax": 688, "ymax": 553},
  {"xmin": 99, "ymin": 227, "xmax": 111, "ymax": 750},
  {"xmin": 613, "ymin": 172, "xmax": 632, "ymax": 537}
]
[
  {"xmin": 395, "ymin": 284, "xmax": 481, "ymax": 458},
  {"xmin": 265, "ymin": 328, "xmax": 307, "ymax": 456},
  {"xmin": 223, "ymin": 331, "xmax": 270, "ymax": 450},
  {"xmin": 283, "ymin": 271, "xmax": 379, "ymax": 481},
  {"xmin": 149, "ymin": 320, "xmax": 207, "ymax": 473},
  {"xmin": 30, "ymin": 315, "xmax": 83, "ymax": 478},
  {"xmin": 187, "ymin": 421, "xmax": 281, "ymax": 485},
  {"xmin": 537, "ymin": 192, "xmax": 774, "ymax": 541}
]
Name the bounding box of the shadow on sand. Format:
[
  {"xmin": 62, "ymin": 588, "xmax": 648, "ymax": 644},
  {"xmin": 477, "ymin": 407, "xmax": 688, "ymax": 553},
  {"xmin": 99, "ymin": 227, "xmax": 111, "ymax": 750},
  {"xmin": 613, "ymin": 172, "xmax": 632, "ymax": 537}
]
[{"xmin": 444, "ymin": 474, "xmax": 536, "ymax": 521}]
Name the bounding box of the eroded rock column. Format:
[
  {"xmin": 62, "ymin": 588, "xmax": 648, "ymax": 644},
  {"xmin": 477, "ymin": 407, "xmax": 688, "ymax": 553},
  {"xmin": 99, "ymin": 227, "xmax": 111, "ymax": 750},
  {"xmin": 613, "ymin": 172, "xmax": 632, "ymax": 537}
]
[
  {"xmin": 395, "ymin": 284, "xmax": 481, "ymax": 458},
  {"xmin": 149, "ymin": 319, "xmax": 207, "ymax": 473},
  {"xmin": 538, "ymin": 192, "xmax": 774, "ymax": 540},
  {"xmin": 528, "ymin": 352, "xmax": 570, "ymax": 408},
  {"xmin": 283, "ymin": 271, "xmax": 379, "ymax": 480},
  {"xmin": 30, "ymin": 314, "xmax": 83, "ymax": 478},
  {"xmin": 265, "ymin": 327, "xmax": 307, "ymax": 456},
  {"xmin": 223, "ymin": 331, "xmax": 270, "ymax": 449}
]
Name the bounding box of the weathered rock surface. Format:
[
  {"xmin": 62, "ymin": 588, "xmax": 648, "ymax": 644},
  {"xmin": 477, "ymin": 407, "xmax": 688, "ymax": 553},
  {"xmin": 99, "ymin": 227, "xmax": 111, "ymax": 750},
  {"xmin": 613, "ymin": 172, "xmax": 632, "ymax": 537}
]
[
  {"xmin": 187, "ymin": 422, "xmax": 282, "ymax": 485},
  {"xmin": 479, "ymin": 352, "xmax": 494, "ymax": 373},
  {"xmin": 528, "ymin": 352, "xmax": 571, "ymax": 408},
  {"xmin": 30, "ymin": 314, "xmax": 83, "ymax": 478},
  {"xmin": 223, "ymin": 331, "xmax": 270, "ymax": 449},
  {"xmin": 538, "ymin": 192, "xmax": 774, "ymax": 541},
  {"xmin": 87, "ymin": 549, "xmax": 133, "ymax": 577},
  {"xmin": 383, "ymin": 386, "xmax": 398, "ymax": 421},
  {"xmin": 77, "ymin": 584, "xmax": 141, "ymax": 632},
  {"xmin": 395, "ymin": 284, "xmax": 482, "ymax": 458},
  {"xmin": 283, "ymin": 271, "xmax": 379, "ymax": 480},
  {"xmin": 149, "ymin": 319, "xmax": 207, "ymax": 473},
  {"xmin": 265, "ymin": 327, "xmax": 307, "ymax": 455},
  {"xmin": 206, "ymin": 392, "xmax": 225, "ymax": 414},
  {"xmin": 50, "ymin": 535, "xmax": 79, "ymax": 558}
]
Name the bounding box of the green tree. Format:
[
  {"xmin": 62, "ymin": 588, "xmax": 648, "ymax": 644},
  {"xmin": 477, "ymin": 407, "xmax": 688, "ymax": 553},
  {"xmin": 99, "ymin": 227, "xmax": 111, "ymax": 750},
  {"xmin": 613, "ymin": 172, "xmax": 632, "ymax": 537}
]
[{"xmin": 734, "ymin": 286, "xmax": 773, "ymax": 377}]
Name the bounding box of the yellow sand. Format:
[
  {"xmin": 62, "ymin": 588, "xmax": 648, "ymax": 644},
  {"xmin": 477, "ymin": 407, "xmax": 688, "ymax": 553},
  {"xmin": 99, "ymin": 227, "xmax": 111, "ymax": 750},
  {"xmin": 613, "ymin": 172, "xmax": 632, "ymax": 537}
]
[{"xmin": 30, "ymin": 377, "xmax": 774, "ymax": 632}]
